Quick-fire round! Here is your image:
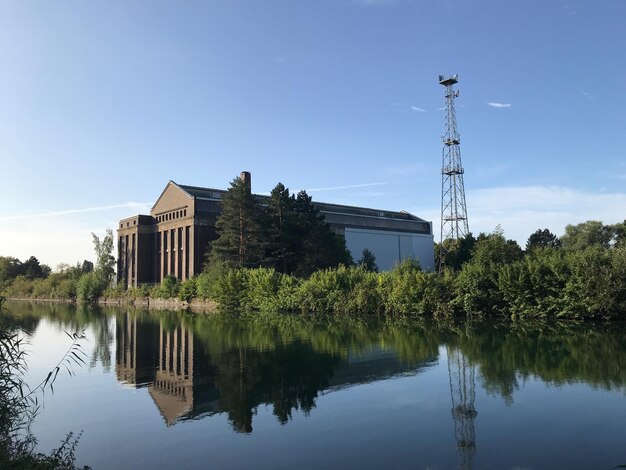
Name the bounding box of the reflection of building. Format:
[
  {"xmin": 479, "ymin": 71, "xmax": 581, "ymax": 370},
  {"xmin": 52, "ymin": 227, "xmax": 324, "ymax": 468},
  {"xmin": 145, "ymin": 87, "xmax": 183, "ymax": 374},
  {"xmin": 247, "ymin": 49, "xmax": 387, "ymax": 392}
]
[
  {"xmin": 115, "ymin": 312, "xmax": 159, "ymax": 386},
  {"xmin": 115, "ymin": 314, "xmax": 219, "ymax": 425},
  {"xmin": 115, "ymin": 313, "xmax": 437, "ymax": 430},
  {"xmin": 117, "ymin": 172, "xmax": 435, "ymax": 288}
]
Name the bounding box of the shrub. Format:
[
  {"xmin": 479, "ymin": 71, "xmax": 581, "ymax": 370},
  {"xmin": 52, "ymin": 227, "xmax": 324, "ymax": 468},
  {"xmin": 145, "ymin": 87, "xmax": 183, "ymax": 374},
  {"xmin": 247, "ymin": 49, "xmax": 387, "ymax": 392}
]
[
  {"xmin": 178, "ymin": 278, "xmax": 197, "ymax": 302},
  {"xmin": 76, "ymin": 272, "xmax": 107, "ymax": 302}
]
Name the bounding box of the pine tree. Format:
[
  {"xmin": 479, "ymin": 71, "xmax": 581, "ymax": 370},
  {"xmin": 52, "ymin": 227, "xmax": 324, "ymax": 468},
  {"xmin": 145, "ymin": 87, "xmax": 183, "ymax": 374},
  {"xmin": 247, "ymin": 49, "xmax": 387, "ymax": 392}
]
[
  {"xmin": 292, "ymin": 190, "xmax": 352, "ymax": 277},
  {"xmin": 264, "ymin": 183, "xmax": 298, "ymax": 273},
  {"xmin": 209, "ymin": 176, "xmax": 264, "ymax": 268}
]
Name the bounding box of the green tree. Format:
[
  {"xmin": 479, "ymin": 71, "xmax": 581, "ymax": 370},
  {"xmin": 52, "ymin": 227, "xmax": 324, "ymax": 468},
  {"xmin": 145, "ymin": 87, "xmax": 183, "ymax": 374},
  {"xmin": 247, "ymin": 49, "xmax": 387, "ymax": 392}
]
[
  {"xmin": 525, "ymin": 228, "xmax": 561, "ymax": 251},
  {"xmin": 435, "ymin": 233, "xmax": 476, "ymax": 271},
  {"xmin": 358, "ymin": 249, "xmax": 378, "ymax": 273},
  {"xmin": 92, "ymin": 230, "xmax": 115, "ymax": 284},
  {"xmin": 0, "ymin": 257, "xmax": 22, "ymax": 287},
  {"xmin": 612, "ymin": 220, "xmax": 626, "ymax": 248},
  {"xmin": 208, "ymin": 176, "xmax": 264, "ymax": 268},
  {"xmin": 21, "ymin": 256, "xmax": 51, "ymax": 280},
  {"xmin": 263, "ymin": 183, "xmax": 298, "ymax": 273},
  {"xmin": 292, "ymin": 191, "xmax": 352, "ymax": 277},
  {"xmin": 560, "ymin": 220, "xmax": 614, "ymax": 250}
]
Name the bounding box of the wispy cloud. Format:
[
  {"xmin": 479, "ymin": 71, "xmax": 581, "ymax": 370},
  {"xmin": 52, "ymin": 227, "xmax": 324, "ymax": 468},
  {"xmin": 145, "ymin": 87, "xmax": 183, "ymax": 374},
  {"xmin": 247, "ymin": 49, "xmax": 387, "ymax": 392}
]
[
  {"xmin": 409, "ymin": 185, "xmax": 626, "ymax": 245},
  {"xmin": 307, "ymin": 182, "xmax": 391, "ymax": 192},
  {"xmin": 0, "ymin": 202, "xmax": 151, "ymax": 222},
  {"xmin": 580, "ymin": 90, "xmax": 594, "ymax": 100},
  {"xmin": 487, "ymin": 102, "xmax": 511, "ymax": 108},
  {"xmin": 352, "ymin": 0, "xmax": 400, "ymax": 6},
  {"xmin": 410, "ymin": 106, "xmax": 426, "ymax": 112}
]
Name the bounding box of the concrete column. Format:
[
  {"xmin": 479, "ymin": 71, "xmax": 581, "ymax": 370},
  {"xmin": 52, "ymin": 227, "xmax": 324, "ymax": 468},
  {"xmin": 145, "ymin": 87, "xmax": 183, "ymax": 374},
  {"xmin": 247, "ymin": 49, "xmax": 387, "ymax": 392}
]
[
  {"xmin": 160, "ymin": 231, "xmax": 165, "ymax": 282},
  {"xmin": 188, "ymin": 225, "xmax": 195, "ymax": 278},
  {"xmin": 173, "ymin": 227, "xmax": 179, "ymax": 279},
  {"xmin": 181, "ymin": 227, "xmax": 187, "ymax": 281}
]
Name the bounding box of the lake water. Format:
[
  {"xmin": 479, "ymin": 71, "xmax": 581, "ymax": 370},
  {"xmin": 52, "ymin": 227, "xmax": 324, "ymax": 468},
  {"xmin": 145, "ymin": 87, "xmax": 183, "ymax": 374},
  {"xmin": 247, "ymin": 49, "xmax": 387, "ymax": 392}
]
[{"xmin": 3, "ymin": 301, "xmax": 626, "ymax": 469}]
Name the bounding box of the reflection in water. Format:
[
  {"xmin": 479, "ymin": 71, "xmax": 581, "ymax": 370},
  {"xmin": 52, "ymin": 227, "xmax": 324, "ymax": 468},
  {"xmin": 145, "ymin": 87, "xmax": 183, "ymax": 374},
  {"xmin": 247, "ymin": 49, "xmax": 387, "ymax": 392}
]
[
  {"xmin": 5, "ymin": 301, "xmax": 626, "ymax": 468},
  {"xmin": 114, "ymin": 312, "xmax": 436, "ymax": 432},
  {"xmin": 447, "ymin": 347, "xmax": 477, "ymax": 470}
]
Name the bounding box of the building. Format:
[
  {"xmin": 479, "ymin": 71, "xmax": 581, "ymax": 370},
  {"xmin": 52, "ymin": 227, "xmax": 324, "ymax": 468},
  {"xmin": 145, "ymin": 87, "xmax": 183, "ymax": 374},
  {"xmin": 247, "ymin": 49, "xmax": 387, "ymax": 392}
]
[{"xmin": 117, "ymin": 172, "xmax": 434, "ymax": 288}]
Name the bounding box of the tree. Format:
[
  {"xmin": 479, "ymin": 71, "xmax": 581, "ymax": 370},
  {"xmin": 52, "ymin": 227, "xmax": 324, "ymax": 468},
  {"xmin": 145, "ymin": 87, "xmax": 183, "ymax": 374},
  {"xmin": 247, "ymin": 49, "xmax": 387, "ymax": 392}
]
[
  {"xmin": 436, "ymin": 233, "xmax": 476, "ymax": 271},
  {"xmin": 472, "ymin": 227, "xmax": 523, "ymax": 267},
  {"xmin": 560, "ymin": 221, "xmax": 614, "ymax": 251},
  {"xmin": 612, "ymin": 220, "xmax": 626, "ymax": 248},
  {"xmin": 358, "ymin": 249, "xmax": 378, "ymax": 273},
  {"xmin": 92, "ymin": 230, "xmax": 115, "ymax": 284},
  {"xmin": 80, "ymin": 260, "xmax": 94, "ymax": 273},
  {"xmin": 291, "ymin": 190, "xmax": 352, "ymax": 277},
  {"xmin": 0, "ymin": 257, "xmax": 22, "ymax": 286},
  {"xmin": 21, "ymin": 256, "xmax": 50, "ymax": 280},
  {"xmin": 526, "ymin": 228, "xmax": 561, "ymax": 251},
  {"xmin": 263, "ymin": 183, "xmax": 298, "ymax": 273},
  {"xmin": 208, "ymin": 176, "xmax": 264, "ymax": 268}
]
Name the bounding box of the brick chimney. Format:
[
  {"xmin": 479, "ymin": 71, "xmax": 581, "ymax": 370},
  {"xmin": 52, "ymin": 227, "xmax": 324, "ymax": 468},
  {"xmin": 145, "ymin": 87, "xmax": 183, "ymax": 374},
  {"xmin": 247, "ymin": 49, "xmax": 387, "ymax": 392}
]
[{"xmin": 240, "ymin": 171, "xmax": 251, "ymax": 193}]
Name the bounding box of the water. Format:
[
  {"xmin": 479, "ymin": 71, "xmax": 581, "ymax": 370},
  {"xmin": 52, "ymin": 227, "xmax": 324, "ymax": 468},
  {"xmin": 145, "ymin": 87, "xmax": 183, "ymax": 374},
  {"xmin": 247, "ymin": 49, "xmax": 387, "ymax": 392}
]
[{"xmin": 3, "ymin": 301, "xmax": 626, "ymax": 469}]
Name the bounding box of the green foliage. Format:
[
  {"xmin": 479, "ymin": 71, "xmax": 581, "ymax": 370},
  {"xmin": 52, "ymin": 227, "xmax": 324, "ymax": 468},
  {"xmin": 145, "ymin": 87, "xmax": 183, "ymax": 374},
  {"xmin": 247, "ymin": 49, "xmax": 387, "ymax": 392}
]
[
  {"xmin": 151, "ymin": 275, "xmax": 181, "ymax": 299},
  {"xmin": 295, "ymin": 266, "xmax": 383, "ymax": 316},
  {"xmin": 436, "ymin": 233, "xmax": 476, "ymax": 271},
  {"xmin": 291, "ymin": 191, "xmax": 352, "ymax": 277},
  {"xmin": 178, "ymin": 278, "xmax": 197, "ymax": 302},
  {"xmin": 263, "ymin": 183, "xmax": 298, "ymax": 274},
  {"xmin": 208, "ymin": 176, "xmax": 264, "ymax": 268},
  {"xmin": 357, "ymin": 249, "xmax": 378, "ymax": 273},
  {"xmin": 561, "ymin": 220, "xmax": 614, "ymax": 250},
  {"xmin": 76, "ymin": 272, "xmax": 107, "ymax": 302},
  {"xmin": 526, "ymin": 228, "xmax": 561, "ymax": 251},
  {"xmin": 380, "ymin": 260, "xmax": 454, "ymax": 317},
  {"xmin": 0, "ymin": 297, "xmax": 89, "ymax": 469},
  {"xmin": 0, "ymin": 256, "xmax": 51, "ymax": 286},
  {"xmin": 91, "ymin": 230, "xmax": 115, "ymax": 285}
]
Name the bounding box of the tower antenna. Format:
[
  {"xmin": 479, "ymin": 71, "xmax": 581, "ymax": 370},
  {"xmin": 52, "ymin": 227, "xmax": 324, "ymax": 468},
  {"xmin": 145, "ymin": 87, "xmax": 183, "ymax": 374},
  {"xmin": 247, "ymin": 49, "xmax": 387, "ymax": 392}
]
[{"xmin": 439, "ymin": 74, "xmax": 469, "ymax": 271}]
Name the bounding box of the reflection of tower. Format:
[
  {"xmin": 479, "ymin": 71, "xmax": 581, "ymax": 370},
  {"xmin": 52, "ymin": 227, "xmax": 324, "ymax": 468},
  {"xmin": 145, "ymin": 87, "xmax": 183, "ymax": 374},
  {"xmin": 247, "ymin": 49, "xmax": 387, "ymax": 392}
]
[
  {"xmin": 447, "ymin": 347, "xmax": 477, "ymax": 470},
  {"xmin": 115, "ymin": 312, "xmax": 159, "ymax": 386},
  {"xmin": 439, "ymin": 74, "xmax": 469, "ymax": 270},
  {"xmin": 148, "ymin": 323, "xmax": 196, "ymax": 425}
]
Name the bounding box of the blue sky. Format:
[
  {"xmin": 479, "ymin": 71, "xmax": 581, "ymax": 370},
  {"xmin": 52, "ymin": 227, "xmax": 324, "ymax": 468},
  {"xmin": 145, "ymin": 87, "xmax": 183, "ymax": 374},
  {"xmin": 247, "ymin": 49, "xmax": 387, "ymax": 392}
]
[{"xmin": 1, "ymin": 0, "xmax": 625, "ymax": 267}]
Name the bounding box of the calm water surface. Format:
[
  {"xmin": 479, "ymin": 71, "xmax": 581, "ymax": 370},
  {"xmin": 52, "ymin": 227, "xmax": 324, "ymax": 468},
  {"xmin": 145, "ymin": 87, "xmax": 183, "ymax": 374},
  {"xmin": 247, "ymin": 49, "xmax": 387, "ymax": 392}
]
[{"xmin": 4, "ymin": 301, "xmax": 626, "ymax": 469}]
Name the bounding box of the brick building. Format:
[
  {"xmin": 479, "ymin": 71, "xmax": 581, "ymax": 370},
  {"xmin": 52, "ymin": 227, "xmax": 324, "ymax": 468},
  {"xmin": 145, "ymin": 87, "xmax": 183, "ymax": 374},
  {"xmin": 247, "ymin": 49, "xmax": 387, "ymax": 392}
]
[{"xmin": 117, "ymin": 172, "xmax": 434, "ymax": 288}]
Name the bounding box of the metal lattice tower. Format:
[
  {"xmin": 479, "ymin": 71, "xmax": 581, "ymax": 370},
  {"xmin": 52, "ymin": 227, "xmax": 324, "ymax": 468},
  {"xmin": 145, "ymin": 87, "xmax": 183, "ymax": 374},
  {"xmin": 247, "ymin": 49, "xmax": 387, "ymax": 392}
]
[
  {"xmin": 447, "ymin": 347, "xmax": 477, "ymax": 470},
  {"xmin": 439, "ymin": 74, "xmax": 469, "ymax": 253}
]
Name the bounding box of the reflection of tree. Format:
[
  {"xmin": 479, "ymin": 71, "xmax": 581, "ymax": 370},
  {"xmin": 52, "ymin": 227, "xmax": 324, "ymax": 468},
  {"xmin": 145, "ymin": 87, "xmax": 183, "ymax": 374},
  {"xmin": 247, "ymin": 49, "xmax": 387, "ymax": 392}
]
[
  {"xmin": 89, "ymin": 311, "xmax": 114, "ymax": 372},
  {"xmin": 212, "ymin": 341, "xmax": 340, "ymax": 433}
]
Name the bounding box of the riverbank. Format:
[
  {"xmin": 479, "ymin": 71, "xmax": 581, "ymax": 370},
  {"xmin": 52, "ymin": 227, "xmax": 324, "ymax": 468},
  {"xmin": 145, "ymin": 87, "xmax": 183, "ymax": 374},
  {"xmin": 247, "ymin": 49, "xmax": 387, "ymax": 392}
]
[{"xmin": 5, "ymin": 296, "xmax": 218, "ymax": 313}]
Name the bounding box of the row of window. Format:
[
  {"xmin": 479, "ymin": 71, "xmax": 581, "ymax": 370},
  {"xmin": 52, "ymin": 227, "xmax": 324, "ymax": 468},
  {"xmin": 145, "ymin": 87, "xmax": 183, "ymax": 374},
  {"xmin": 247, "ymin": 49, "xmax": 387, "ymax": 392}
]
[
  {"xmin": 120, "ymin": 220, "xmax": 137, "ymax": 229},
  {"xmin": 157, "ymin": 209, "xmax": 187, "ymax": 223}
]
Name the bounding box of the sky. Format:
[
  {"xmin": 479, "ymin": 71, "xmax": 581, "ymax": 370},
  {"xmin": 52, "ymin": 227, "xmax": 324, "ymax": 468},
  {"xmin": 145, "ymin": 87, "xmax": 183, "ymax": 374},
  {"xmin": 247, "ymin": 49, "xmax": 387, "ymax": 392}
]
[{"xmin": 1, "ymin": 0, "xmax": 625, "ymax": 268}]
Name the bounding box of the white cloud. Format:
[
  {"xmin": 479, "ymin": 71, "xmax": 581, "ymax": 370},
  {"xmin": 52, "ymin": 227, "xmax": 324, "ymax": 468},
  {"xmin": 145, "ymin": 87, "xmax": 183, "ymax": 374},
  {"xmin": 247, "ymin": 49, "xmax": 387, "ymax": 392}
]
[
  {"xmin": 0, "ymin": 202, "xmax": 151, "ymax": 222},
  {"xmin": 408, "ymin": 185, "xmax": 626, "ymax": 245},
  {"xmin": 410, "ymin": 106, "xmax": 426, "ymax": 112},
  {"xmin": 0, "ymin": 202, "xmax": 151, "ymax": 268},
  {"xmin": 487, "ymin": 102, "xmax": 511, "ymax": 108},
  {"xmin": 580, "ymin": 90, "xmax": 594, "ymax": 100}
]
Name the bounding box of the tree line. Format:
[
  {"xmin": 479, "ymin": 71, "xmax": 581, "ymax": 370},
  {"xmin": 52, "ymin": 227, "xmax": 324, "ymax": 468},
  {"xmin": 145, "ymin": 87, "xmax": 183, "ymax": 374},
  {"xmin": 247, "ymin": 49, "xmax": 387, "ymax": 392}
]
[
  {"xmin": 207, "ymin": 176, "xmax": 352, "ymax": 276},
  {"xmin": 2, "ymin": 232, "xmax": 115, "ymax": 302}
]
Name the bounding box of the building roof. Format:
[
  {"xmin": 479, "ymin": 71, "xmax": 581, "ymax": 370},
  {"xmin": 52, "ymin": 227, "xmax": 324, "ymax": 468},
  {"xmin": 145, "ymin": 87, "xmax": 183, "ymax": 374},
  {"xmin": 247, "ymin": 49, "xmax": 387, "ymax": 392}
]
[{"xmin": 168, "ymin": 181, "xmax": 432, "ymax": 235}]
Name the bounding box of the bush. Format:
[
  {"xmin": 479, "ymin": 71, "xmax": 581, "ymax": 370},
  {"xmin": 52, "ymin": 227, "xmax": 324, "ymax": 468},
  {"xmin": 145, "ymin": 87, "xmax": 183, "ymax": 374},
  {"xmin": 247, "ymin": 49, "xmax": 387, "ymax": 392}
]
[
  {"xmin": 76, "ymin": 272, "xmax": 107, "ymax": 302},
  {"xmin": 178, "ymin": 278, "xmax": 197, "ymax": 302},
  {"xmin": 381, "ymin": 260, "xmax": 454, "ymax": 317},
  {"xmin": 295, "ymin": 266, "xmax": 383, "ymax": 316},
  {"xmin": 151, "ymin": 275, "xmax": 181, "ymax": 299}
]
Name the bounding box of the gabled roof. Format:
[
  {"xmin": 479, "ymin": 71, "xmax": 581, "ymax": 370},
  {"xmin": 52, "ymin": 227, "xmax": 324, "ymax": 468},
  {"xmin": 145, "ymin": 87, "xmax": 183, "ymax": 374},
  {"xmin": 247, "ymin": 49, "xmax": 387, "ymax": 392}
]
[{"xmin": 150, "ymin": 181, "xmax": 194, "ymax": 212}]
